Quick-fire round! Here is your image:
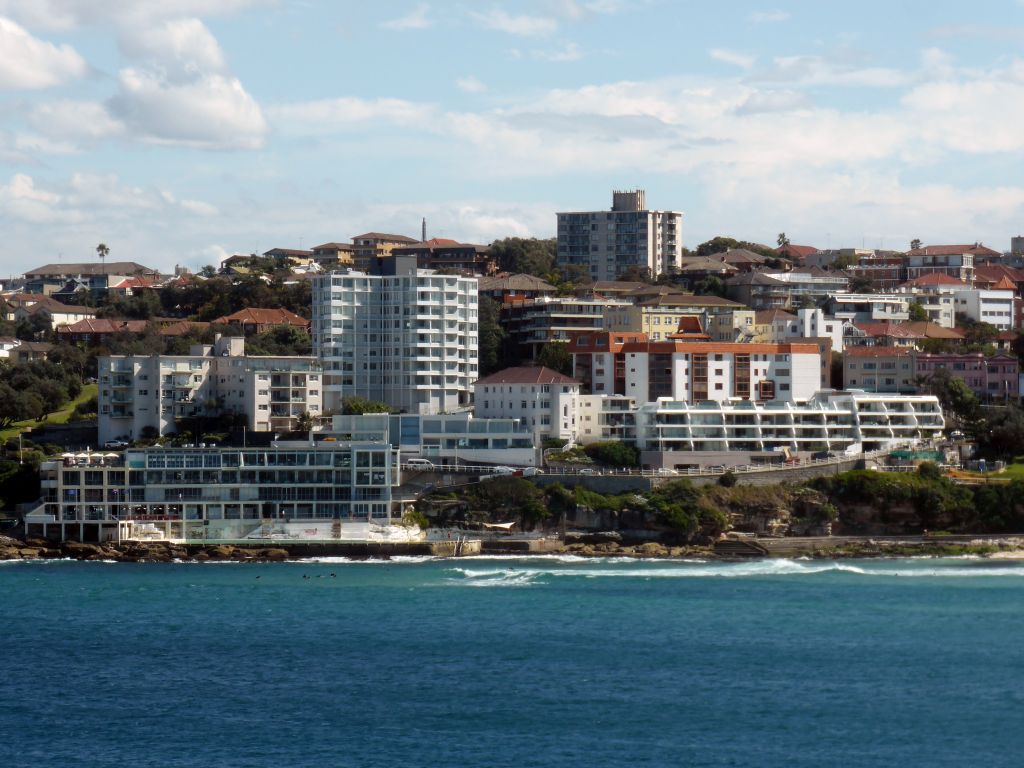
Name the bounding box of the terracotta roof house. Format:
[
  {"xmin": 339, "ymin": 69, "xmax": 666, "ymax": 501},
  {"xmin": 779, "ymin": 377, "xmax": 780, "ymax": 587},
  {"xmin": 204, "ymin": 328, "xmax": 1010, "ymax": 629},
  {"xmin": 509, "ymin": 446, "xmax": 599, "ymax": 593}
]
[
  {"xmin": 210, "ymin": 307, "xmax": 310, "ymax": 334},
  {"xmin": 908, "ymin": 244, "xmax": 1001, "ymax": 258},
  {"xmin": 900, "ymin": 273, "xmax": 966, "ymax": 288},
  {"xmin": 475, "ymin": 366, "xmax": 579, "ymax": 386},
  {"xmin": 974, "ymin": 264, "xmax": 1024, "ymax": 292},
  {"xmin": 478, "ymin": 274, "xmax": 557, "ymax": 304},
  {"xmin": 666, "ymin": 315, "xmax": 712, "ymax": 341},
  {"xmin": 56, "ymin": 318, "xmax": 149, "ymax": 344},
  {"xmin": 109, "ymin": 276, "xmax": 158, "ymax": 296},
  {"xmin": 776, "ymin": 244, "xmax": 818, "ymax": 262},
  {"xmin": 474, "ymin": 366, "xmax": 581, "ymax": 440},
  {"xmin": 715, "ymin": 248, "xmax": 767, "ymax": 271}
]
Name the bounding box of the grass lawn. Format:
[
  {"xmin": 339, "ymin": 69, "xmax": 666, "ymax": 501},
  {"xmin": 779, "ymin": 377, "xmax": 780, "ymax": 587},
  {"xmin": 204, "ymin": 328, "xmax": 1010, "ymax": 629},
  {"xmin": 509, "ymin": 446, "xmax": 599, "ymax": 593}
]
[
  {"xmin": 997, "ymin": 463, "xmax": 1024, "ymax": 481},
  {"xmin": 0, "ymin": 383, "xmax": 98, "ymax": 444}
]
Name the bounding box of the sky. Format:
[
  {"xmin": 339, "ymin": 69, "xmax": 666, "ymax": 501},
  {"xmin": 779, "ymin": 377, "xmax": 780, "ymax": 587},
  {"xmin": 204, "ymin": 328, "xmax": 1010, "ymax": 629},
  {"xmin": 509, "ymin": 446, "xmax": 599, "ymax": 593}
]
[{"xmin": 2, "ymin": 0, "xmax": 1024, "ymax": 277}]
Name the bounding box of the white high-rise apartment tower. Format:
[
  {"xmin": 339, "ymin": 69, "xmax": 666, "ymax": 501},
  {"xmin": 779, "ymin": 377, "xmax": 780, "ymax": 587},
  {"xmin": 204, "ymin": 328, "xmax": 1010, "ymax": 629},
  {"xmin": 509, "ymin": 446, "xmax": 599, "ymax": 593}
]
[
  {"xmin": 313, "ymin": 256, "xmax": 478, "ymax": 415},
  {"xmin": 556, "ymin": 189, "xmax": 683, "ymax": 281}
]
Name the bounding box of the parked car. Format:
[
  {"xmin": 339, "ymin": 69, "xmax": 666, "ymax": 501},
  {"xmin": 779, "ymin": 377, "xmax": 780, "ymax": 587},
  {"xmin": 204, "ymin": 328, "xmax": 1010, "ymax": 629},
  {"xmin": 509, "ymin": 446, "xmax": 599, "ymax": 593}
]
[
  {"xmin": 654, "ymin": 467, "xmax": 678, "ymax": 476},
  {"xmin": 103, "ymin": 440, "xmax": 129, "ymax": 449}
]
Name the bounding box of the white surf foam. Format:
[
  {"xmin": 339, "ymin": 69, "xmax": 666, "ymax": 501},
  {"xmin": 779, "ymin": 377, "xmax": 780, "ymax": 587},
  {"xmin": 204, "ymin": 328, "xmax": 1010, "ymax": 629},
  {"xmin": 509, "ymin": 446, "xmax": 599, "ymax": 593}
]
[{"xmin": 445, "ymin": 557, "xmax": 1024, "ymax": 585}]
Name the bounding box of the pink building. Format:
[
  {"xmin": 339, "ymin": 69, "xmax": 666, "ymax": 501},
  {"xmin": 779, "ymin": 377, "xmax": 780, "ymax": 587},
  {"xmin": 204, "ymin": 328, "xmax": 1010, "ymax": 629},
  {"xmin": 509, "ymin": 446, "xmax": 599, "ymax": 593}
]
[{"xmin": 915, "ymin": 352, "xmax": 1019, "ymax": 401}]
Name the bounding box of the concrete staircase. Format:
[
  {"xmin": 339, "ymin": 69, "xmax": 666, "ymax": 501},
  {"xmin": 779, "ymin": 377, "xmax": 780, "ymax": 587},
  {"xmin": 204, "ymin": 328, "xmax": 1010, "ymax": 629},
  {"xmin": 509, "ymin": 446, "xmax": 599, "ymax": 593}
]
[{"xmin": 713, "ymin": 538, "xmax": 769, "ymax": 558}]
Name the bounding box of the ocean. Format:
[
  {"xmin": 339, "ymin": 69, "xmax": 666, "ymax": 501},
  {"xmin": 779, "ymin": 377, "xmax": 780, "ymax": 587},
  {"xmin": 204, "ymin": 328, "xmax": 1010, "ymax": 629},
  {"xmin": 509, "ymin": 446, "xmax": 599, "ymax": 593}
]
[{"xmin": 2, "ymin": 556, "xmax": 1023, "ymax": 767}]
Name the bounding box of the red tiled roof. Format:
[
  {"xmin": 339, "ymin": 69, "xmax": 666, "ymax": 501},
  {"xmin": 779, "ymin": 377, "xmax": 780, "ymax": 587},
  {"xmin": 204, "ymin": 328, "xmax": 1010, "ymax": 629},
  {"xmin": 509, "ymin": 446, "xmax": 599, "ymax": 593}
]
[
  {"xmin": 909, "ymin": 244, "xmax": 1001, "ymax": 257},
  {"xmin": 211, "ymin": 307, "xmax": 309, "ymax": 326},
  {"xmin": 991, "ymin": 276, "xmax": 1017, "ymax": 291},
  {"xmin": 974, "ymin": 264, "xmax": 1024, "ymax": 284},
  {"xmin": 900, "ymin": 273, "xmax": 964, "ymax": 287},
  {"xmin": 56, "ymin": 318, "xmax": 148, "ymax": 335},
  {"xmin": 475, "ymin": 366, "xmax": 580, "ymax": 386},
  {"xmin": 777, "ymin": 244, "xmax": 818, "ymax": 259},
  {"xmin": 111, "ymin": 276, "xmax": 156, "ymax": 290}
]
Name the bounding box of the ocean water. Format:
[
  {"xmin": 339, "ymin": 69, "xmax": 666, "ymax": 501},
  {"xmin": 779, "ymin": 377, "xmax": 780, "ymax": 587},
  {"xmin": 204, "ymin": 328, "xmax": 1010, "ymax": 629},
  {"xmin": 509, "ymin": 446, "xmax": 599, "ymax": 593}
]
[{"xmin": 3, "ymin": 556, "xmax": 1024, "ymax": 768}]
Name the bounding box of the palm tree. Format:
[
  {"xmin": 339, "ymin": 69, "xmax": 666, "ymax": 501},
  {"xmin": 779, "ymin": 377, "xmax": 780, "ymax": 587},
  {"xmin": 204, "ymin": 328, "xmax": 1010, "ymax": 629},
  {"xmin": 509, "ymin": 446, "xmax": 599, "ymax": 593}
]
[{"xmin": 96, "ymin": 243, "xmax": 110, "ymax": 287}]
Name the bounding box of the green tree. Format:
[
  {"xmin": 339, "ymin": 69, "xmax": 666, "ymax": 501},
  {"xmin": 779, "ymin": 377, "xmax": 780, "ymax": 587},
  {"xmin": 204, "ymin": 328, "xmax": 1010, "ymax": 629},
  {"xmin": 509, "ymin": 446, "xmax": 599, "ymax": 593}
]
[
  {"xmin": 797, "ymin": 294, "xmax": 818, "ymax": 309},
  {"xmin": 832, "ymin": 252, "xmax": 859, "ymax": 270},
  {"xmin": 910, "ymin": 238, "xmax": 922, "ymax": 251},
  {"xmin": 583, "ymin": 441, "xmax": 640, "ymax": 467},
  {"xmin": 909, "ymin": 301, "xmax": 928, "ymax": 322},
  {"xmin": 924, "ymin": 368, "xmax": 979, "ymax": 422},
  {"xmin": 696, "ymin": 236, "xmax": 740, "ymax": 257},
  {"xmin": 489, "ymin": 237, "xmax": 556, "ymax": 277},
  {"xmin": 536, "ymin": 342, "xmax": 572, "ymax": 376},
  {"xmin": 295, "ymin": 411, "xmax": 313, "ymax": 433},
  {"xmin": 478, "ymin": 295, "xmax": 508, "ymax": 375},
  {"xmin": 777, "ymin": 232, "xmax": 790, "ymax": 248},
  {"xmin": 617, "ymin": 265, "xmax": 653, "ymax": 283},
  {"xmin": 694, "ymin": 276, "xmax": 727, "ymax": 298},
  {"xmin": 849, "ymin": 276, "xmax": 874, "ymax": 293},
  {"xmin": 341, "ymin": 397, "xmax": 394, "ymax": 415}
]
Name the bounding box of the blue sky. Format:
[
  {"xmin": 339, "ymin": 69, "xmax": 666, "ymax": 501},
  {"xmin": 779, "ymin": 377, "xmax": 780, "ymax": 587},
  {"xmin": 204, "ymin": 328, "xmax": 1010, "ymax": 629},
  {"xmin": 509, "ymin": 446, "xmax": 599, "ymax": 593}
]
[{"xmin": 2, "ymin": 0, "xmax": 1024, "ymax": 276}]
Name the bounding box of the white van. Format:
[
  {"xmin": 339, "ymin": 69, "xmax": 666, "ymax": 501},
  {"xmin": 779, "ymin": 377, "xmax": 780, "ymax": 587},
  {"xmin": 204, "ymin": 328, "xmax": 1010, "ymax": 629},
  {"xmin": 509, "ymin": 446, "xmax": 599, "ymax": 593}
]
[{"xmin": 405, "ymin": 458, "xmax": 434, "ymax": 469}]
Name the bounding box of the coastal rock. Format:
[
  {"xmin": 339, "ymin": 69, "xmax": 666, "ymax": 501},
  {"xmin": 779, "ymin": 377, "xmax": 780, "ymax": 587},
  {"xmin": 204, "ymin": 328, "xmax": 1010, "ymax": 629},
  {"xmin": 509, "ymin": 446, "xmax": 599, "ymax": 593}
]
[
  {"xmin": 258, "ymin": 548, "xmax": 290, "ymax": 560},
  {"xmin": 635, "ymin": 542, "xmax": 668, "ymax": 557},
  {"xmin": 564, "ymin": 531, "xmax": 623, "ymax": 545},
  {"xmin": 61, "ymin": 541, "xmax": 108, "ymax": 559},
  {"xmin": 18, "ymin": 548, "xmax": 43, "ymax": 558},
  {"xmin": 205, "ymin": 545, "xmax": 237, "ymax": 559},
  {"xmin": 0, "ymin": 546, "xmax": 20, "ymax": 560},
  {"xmin": 25, "ymin": 538, "xmax": 55, "ymax": 548}
]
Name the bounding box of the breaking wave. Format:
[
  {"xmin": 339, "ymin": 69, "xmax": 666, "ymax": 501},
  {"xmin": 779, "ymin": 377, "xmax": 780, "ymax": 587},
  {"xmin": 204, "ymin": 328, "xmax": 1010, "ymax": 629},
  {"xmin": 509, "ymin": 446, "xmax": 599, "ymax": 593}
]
[{"xmin": 445, "ymin": 558, "xmax": 1024, "ymax": 587}]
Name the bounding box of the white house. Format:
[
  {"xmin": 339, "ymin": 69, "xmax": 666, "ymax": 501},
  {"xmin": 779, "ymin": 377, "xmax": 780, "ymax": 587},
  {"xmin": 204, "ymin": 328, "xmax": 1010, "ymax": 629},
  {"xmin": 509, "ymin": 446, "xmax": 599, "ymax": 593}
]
[
  {"xmin": 952, "ymin": 277, "xmax": 1016, "ymax": 330},
  {"xmin": 474, "ymin": 366, "xmax": 581, "ymax": 442}
]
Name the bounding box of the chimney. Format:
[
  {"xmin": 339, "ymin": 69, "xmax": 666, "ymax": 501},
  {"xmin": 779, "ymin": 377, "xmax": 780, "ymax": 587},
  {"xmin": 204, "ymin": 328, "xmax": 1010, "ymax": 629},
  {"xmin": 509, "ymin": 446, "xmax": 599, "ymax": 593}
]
[{"xmin": 422, "ymin": 217, "xmax": 427, "ymax": 242}]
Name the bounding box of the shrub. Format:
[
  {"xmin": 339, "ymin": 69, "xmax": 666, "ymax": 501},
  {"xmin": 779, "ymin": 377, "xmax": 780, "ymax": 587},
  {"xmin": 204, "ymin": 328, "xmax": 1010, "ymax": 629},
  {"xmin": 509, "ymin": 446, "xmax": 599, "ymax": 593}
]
[{"xmin": 717, "ymin": 469, "xmax": 738, "ymax": 487}]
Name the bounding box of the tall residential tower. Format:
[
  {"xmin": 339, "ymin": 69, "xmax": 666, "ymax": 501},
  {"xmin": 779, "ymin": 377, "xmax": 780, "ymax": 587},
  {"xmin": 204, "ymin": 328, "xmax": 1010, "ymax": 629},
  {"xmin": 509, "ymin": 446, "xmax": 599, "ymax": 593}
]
[
  {"xmin": 556, "ymin": 189, "xmax": 683, "ymax": 281},
  {"xmin": 312, "ymin": 256, "xmax": 478, "ymax": 415}
]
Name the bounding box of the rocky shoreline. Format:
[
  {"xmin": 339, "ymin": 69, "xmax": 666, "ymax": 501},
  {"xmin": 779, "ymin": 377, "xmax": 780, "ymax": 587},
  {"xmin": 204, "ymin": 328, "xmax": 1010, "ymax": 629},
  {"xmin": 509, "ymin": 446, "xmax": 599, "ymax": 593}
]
[{"xmin": 3, "ymin": 534, "xmax": 1024, "ymax": 562}]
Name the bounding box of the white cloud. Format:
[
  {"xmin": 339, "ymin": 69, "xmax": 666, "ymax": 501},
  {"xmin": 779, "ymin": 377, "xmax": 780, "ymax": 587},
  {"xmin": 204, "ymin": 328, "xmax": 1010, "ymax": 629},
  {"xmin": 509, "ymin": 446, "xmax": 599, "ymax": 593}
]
[
  {"xmin": 28, "ymin": 100, "xmax": 125, "ymax": 141},
  {"xmin": 0, "ymin": 173, "xmax": 73, "ymax": 223},
  {"xmin": 120, "ymin": 17, "xmax": 227, "ymax": 75},
  {"xmin": 109, "ymin": 68, "xmax": 266, "ymax": 149},
  {"xmin": 381, "ymin": 3, "xmax": 432, "ymax": 30},
  {"xmin": 268, "ymin": 97, "xmax": 435, "ymax": 132},
  {"xmin": 471, "ymin": 9, "xmax": 558, "ymax": 37},
  {"xmin": 101, "ymin": 18, "xmax": 266, "ymax": 149},
  {"xmin": 710, "ymin": 48, "xmax": 755, "ymax": 70},
  {"xmin": 0, "ymin": 1, "xmax": 269, "ymax": 32},
  {"xmin": 456, "ymin": 76, "xmax": 487, "ymax": 93},
  {"xmin": 751, "ymin": 55, "xmax": 912, "ymax": 87},
  {"xmin": 0, "ymin": 16, "xmax": 87, "ymax": 89},
  {"xmin": 747, "ymin": 9, "xmax": 790, "ymax": 24},
  {"xmin": 534, "ymin": 42, "xmax": 583, "ymax": 61},
  {"xmin": 0, "ymin": 171, "xmax": 220, "ymax": 232},
  {"xmin": 734, "ymin": 89, "xmax": 811, "ymax": 114}
]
